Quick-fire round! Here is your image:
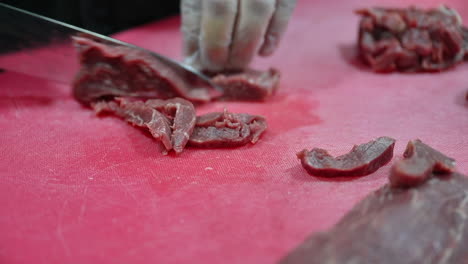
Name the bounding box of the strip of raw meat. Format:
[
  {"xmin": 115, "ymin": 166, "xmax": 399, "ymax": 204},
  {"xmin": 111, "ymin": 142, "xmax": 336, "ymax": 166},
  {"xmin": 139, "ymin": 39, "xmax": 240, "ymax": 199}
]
[
  {"xmin": 188, "ymin": 110, "xmax": 267, "ymax": 148},
  {"xmin": 93, "ymin": 98, "xmax": 173, "ymax": 151},
  {"xmin": 145, "ymin": 98, "xmax": 196, "ymax": 154},
  {"xmin": 72, "ymin": 36, "xmax": 281, "ymax": 104},
  {"xmin": 356, "ymin": 6, "xmax": 468, "ymax": 72},
  {"xmin": 389, "ymin": 139, "xmax": 456, "ymax": 188},
  {"xmin": 72, "ymin": 36, "xmax": 216, "ymax": 104},
  {"xmin": 281, "ymin": 142, "xmax": 468, "ymax": 264},
  {"xmin": 93, "ymin": 97, "xmax": 196, "ymax": 154},
  {"xmin": 93, "ymin": 98, "xmax": 266, "ymax": 152},
  {"xmin": 211, "ymin": 69, "xmax": 280, "ymax": 101},
  {"xmin": 297, "ymin": 137, "xmax": 396, "ymax": 177}
]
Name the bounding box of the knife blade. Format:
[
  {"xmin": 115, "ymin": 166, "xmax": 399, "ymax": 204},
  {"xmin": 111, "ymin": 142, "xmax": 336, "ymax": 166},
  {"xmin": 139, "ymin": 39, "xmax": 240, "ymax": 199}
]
[{"xmin": 0, "ymin": 3, "xmax": 218, "ymax": 90}]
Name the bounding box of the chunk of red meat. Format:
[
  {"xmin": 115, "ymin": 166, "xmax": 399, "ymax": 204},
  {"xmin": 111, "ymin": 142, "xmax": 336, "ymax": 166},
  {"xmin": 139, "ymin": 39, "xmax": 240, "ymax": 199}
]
[
  {"xmin": 280, "ymin": 173, "xmax": 468, "ymax": 264},
  {"xmin": 189, "ymin": 110, "xmax": 267, "ymax": 148},
  {"xmin": 390, "ymin": 139, "xmax": 456, "ymax": 188},
  {"xmin": 211, "ymin": 69, "xmax": 280, "ymax": 101},
  {"xmin": 281, "ymin": 141, "xmax": 468, "ymax": 264},
  {"xmin": 72, "ymin": 36, "xmax": 216, "ymax": 104},
  {"xmin": 356, "ymin": 6, "xmax": 468, "ymax": 72},
  {"xmin": 297, "ymin": 137, "xmax": 396, "ymax": 177},
  {"xmin": 73, "ymin": 36, "xmax": 281, "ymax": 104}
]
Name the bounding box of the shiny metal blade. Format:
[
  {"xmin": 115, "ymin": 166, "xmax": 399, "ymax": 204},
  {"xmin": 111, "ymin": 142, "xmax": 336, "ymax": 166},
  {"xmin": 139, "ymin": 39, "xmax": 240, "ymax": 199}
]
[{"xmin": 0, "ymin": 3, "xmax": 218, "ymax": 90}]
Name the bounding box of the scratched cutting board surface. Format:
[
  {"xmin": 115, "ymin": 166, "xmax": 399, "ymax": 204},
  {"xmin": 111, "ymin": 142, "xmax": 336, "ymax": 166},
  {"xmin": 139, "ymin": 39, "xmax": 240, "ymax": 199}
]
[{"xmin": 1, "ymin": 0, "xmax": 468, "ymax": 263}]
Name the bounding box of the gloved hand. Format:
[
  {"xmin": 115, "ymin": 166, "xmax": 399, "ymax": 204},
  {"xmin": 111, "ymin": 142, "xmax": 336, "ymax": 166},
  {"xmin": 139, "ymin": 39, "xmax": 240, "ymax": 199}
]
[{"xmin": 181, "ymin": 0, "xmax": 297, "ymax": 72}]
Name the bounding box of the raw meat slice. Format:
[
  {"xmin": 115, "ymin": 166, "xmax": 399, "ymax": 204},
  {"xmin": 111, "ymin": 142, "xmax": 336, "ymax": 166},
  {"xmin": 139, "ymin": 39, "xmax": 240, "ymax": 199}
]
[
  {"xmin": 211, "ymin": 69, "xmax": 280, "ymax": 101},
  {"xmin": 188, "ymin": 110, "xmax": 267, "ymax": 148},
  {"xmin": 356, "ymin": 6, "xmax": 468, "ymax": 72},
  {"xmin": 72, "ymin": 36, "xmax": 281, "ymax": 104},
  {"xmin": 93, "ymin": 97, "xmax": 196, "ymax": 154},
  {"xmin": 281, "ymin": 142, "xmax": 468, "ymax": 264},
  {"xmin": 93, "ymin": 98, "xmax": 267, "ymax": 152},
  {"xmin": 72, "ymin": 36, "xmax": 215, "ymax": 104},
  {"xmin": 389, "ymin": 139, "xmax": 456, "ymax": 188},
  {"xmin": 93, "ymin": 99, "xmax": 173, "ymax": 151},
  {"xmin": 297, "ymin": 137, "xmax": 396, "ymax": 177},
  {"xmin": 146, "ymin": 98, "xmax": 197, "ymax": 154}
]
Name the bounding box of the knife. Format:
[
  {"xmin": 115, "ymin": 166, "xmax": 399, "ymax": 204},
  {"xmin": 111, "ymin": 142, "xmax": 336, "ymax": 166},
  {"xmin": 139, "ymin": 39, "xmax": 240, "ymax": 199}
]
[{"xmin": 0, "ymin": 3, "xmax": 218, "ymax": 90}]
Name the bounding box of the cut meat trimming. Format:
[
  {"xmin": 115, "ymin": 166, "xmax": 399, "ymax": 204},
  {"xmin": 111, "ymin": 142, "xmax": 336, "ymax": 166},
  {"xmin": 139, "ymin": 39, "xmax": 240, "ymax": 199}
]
[{"xmin": 297, "ymin": 137, "xmax": 396, "ymax": 177}]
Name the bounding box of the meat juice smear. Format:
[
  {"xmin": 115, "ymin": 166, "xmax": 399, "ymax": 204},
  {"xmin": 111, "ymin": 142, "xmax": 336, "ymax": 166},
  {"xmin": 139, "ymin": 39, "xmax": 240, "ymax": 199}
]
[
  {"xmin": 282, "ymin": 140, "xmax": 468, "ymax": 264},
  {"xmin": 357, "ymin": 6, "xmax": 468, "ymax": 72},
  {"xmin": 297, "ymin": 137, "xmax": 396, "ymax": 177}
]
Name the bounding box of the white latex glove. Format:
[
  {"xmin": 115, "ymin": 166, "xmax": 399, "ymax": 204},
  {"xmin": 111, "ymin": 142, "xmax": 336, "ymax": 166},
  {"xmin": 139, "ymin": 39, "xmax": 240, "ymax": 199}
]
[{"xmin": 181, "ymin": 0, "xmax": 297, "ymax": 72}]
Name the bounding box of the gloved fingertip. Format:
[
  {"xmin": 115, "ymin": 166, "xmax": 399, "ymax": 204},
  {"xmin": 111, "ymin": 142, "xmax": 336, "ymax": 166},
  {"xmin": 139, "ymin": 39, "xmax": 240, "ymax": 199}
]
[{"xmin": 259, "ymin": 36, "xmax": 278, "ymax": 57}]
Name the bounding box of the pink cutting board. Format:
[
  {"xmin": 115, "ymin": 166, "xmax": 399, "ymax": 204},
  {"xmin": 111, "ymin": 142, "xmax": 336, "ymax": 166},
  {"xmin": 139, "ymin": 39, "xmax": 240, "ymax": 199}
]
[{"xmin": 1, "ymin": 0, "xmax": 467, "ymax": 263}]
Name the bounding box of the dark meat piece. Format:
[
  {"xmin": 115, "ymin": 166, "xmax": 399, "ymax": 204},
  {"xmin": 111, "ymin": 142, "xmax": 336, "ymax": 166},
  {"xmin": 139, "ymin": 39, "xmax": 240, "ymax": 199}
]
[
  {"xmin": 281, "ymin": 141, "xmax": 468, "ymax": 264},
  {"xmin": 297, "ymin": 137, "xmax": 396, "ymax": 177},
  {"xmin": 356, "ymin": 6, "xmax": 468, "ymax": 72},
  {"xmin": 390, "ymin": 139, "xmax": 456, "ymax": 188},
  {"xmin": 73, "ymin": 36, "xmax": 281, "ymax": 104},
  {"xmin": 211, "ymin": 69, "xmax": 280, "ymax": 101},
  {"xmin": 280, "ymin": 173, "xmax": 468, "ymax": 264},
  {"xmin": 188, "ymin": 110, "xmax": 267, "ymax": 148},
  {"xmin": 72, "ymin": 36, "xmax": 216, "ymax": 105},
  {"xmin": 93, "ymin": 97, "xmax": 196, "ymax": 154}
]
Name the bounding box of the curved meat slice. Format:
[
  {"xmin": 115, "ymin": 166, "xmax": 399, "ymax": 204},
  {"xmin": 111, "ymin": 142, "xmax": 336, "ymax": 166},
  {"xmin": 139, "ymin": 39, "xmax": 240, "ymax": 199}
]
[
  {"xmin": 92, "ymin": 99, "xmax": 172, "ymax": 151},
  {"xmin": 356, "ymin": 6, "xmax": 468, "ymax": 72},
  {"xmin": 281, "ymin": 142, "xmax": 468, "ymax": 264},
  {"xmin": 297, "ymin": 137, "xmax": 396, "ymax": 177},
  {"xmin": 92, "ymin": 97, "xmax": 196, "ymax": 154},
  {"xmin": 146, "ymin": 98, "xmax": 196, "ymax": 154},
  {"xmin": 72, "ymin": 36, "xmax": 215, "ymax": 104},
  {"xmin": 211, "ymin": 68, "xmax": 280, "ymax": 101},
  {"xmin": 389, "ymin": 139, "xmax": 456, "ymax": 188},
  {"xmin": 188, "ymin": 110, "xmax": 267, "ymax": 148}
]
